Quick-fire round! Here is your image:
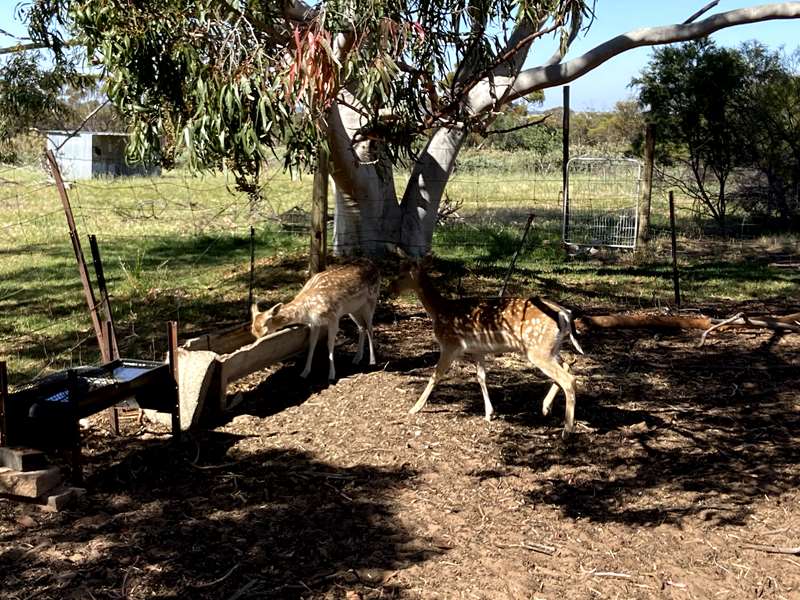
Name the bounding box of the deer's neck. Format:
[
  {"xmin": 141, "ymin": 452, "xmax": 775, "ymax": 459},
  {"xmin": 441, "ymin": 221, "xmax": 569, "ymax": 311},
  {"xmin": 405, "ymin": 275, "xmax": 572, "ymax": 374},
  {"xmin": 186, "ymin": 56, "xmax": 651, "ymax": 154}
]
[
  {"xmin": 279, "ymin": 299, "xmax": 313, "ymax": 326},
  {"xmin": 414, "ymin": 272, "xmax": 450, "ymax": 321}
]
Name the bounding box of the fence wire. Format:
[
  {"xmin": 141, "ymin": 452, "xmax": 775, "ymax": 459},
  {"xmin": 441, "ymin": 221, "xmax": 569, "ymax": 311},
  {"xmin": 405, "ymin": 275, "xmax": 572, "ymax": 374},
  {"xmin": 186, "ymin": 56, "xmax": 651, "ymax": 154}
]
[{"xmin": 0, "ymin": 152, "xmax": 689, "ymax": 385}]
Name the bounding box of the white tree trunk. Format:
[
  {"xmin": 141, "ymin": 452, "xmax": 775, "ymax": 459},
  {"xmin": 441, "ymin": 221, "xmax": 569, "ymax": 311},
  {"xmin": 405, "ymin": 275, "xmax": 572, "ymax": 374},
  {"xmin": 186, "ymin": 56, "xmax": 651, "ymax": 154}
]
[
  {"xmin": 327, "ymin": 93, "xmax": 401, "ymax": 255},
  {"xmin": 398, "ymin": 19, "xmax": 541, "ymax": 255},
  {"xmin": 399, "ymin": 127, "xmax": 466, "ymax": 255},
  {"xmin": 326, "ymin": 3, "xmax": 800, "ymax": 256}
]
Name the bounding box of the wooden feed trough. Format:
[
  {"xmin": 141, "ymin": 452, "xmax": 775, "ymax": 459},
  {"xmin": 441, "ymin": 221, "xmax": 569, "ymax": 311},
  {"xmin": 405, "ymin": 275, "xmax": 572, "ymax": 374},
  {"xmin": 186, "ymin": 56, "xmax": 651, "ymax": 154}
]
[{"xmin": 158, "ymin": 323, "xmax": 321, "ymax": 430}]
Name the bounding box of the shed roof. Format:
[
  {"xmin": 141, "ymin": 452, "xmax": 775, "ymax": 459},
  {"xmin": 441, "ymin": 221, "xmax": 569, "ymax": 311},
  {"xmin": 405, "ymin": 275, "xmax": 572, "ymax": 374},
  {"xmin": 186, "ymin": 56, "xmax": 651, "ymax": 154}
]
[{"xmin": 44, "ymin": 130, "xmax": 130, "ymax": 137}]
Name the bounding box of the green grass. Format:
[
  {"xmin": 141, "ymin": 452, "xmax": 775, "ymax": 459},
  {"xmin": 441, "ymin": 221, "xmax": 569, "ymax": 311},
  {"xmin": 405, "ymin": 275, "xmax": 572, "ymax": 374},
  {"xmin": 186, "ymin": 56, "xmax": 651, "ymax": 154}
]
[
  {"xmin": 0, "ymin": 165, "xmax": 311, "ymax": 383},
  {"xmin": 1, "ymin": 161, "xmax": 798, "ymax": 385}
]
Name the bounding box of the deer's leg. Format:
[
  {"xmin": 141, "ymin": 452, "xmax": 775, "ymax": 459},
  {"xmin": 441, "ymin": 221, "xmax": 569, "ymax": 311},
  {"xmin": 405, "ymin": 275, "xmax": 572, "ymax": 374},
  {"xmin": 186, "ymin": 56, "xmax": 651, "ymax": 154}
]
[
  {"xmin": 541, "ymin": 363, "xmax": 567, "ymax": 416},
  {"xmin": 541, "ymin": 384, "xmax": 560, "ymax": 416},
  {"xmin": 410, "ymin": 346, "xmax": 457, "ymax": 415},
  {"xmin": 363, "ymin": 303, "xmax": 377, "ymax": 365},
  {"xmin": 475, "ymin": 356, "xmax": 494, "ymax": 421},
  {"xmin": 535, "ymin": 358, "xmax": 577, "ymax": 439},
  {"xmin": 327, "ymin": 320, "xmax": 339, "ymax": 381},
  {"xmin": 349, "ymin": 313, "xmax": 366, "ymax": 364},
  {"xmin": 300, "ymin": 325, "xmax": 320, "ymax": 378}
]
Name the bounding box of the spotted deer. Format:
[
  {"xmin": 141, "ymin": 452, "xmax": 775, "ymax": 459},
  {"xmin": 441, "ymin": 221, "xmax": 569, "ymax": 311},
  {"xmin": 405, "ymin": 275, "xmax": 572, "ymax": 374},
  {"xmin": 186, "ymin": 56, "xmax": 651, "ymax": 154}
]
[
  {"xmin": 392, "ymin": 260, "xmax": 583, "ymax": 438},
  {"xmin": 251, "ymin": 259, "xmax": 380, "ymax": 380}
]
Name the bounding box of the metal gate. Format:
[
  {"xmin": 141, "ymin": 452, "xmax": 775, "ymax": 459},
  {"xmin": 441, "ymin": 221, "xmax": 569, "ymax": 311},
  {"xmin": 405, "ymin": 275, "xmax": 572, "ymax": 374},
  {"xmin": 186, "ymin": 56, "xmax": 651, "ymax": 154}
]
[{"xmin": 563, "ymin": 157, "xmax": 642, "ymax": 249}]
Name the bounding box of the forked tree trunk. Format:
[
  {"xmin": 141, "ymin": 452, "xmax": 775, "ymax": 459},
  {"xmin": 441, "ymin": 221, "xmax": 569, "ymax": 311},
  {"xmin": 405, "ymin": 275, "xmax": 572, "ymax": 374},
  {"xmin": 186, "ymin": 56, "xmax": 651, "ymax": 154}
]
[
  {"xmin": 399, "ymin": 127, "xmax": 467, "ymax": 255},
  {"xmin": 327, "ymin": 95, "xmax": 401, "ymax": 256},
  {"xmin": 324, "ymin": 3, "xmax": 800, "ymax": 257}
]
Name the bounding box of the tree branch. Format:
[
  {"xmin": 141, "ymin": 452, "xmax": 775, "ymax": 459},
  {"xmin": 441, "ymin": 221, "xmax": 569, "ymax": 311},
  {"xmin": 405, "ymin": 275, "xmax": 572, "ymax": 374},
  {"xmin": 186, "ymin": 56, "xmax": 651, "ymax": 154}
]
[
  {"xmin": 484, "ymin": 114, "xmax": 549, "ymax": 136},
  {"xmin": 684, "ymin": 1, "xmax": 721, "ymax": 24},
  {"xmin": 0, "ymin": 41, "xmax": 50, "ymax": 56},
  {"xmin": 506, "ymin": 3, "xmax": 800, "ymax": 103}
]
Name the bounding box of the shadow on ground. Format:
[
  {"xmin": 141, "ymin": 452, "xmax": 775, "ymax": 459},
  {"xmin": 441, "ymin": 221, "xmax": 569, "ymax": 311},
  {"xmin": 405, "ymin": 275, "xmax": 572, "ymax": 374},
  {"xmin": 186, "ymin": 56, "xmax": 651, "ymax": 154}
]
[
  {"xmin": 490, "ymin": 326, "xmax": 800, "ymax": 528},
  {"xmin": 0, "ymin": 431, "xmax": 436, "ymax": 599}
]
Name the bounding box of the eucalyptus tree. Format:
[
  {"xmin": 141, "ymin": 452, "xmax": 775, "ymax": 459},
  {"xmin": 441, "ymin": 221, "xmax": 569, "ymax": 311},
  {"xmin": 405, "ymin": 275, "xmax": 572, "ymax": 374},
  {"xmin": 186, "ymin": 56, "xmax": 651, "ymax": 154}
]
[
  {"xmin": 17, "ymin": 0, "xmax": 800, "ymax": 255},
  {"xmin": 634, "ymin": 40, "xmax": 752, "ymax": 231}
]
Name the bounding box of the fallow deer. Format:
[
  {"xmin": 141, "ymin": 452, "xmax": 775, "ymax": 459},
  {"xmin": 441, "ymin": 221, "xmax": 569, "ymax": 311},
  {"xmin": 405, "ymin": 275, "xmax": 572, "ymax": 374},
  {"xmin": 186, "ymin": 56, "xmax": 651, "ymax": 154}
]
[
  {"xmin": 251, "ymin": 259, "xmax": 380, "ymax": 380},
  {"xmin": 392, "ymin": 260, "xmax": 583, "ymax": 438}
]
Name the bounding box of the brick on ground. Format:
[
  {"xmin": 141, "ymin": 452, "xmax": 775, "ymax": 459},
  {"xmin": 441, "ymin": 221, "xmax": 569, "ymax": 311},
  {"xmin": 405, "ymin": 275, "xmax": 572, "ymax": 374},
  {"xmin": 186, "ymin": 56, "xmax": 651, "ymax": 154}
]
[
  {"xmin": 0, "ymin": 447, "xmax": 48, "ymax": 472},
  {"xmin": 0, "ymin": 466, "xmax": 62, "ymax": 498}
]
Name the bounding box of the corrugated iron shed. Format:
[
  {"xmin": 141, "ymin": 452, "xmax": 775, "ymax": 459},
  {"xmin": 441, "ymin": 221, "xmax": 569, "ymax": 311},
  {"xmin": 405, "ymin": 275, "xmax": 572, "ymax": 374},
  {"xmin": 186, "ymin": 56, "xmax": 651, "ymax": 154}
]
[{"xmin": 44, "ymin": 131, "xmax": 160, "ymax": 180}]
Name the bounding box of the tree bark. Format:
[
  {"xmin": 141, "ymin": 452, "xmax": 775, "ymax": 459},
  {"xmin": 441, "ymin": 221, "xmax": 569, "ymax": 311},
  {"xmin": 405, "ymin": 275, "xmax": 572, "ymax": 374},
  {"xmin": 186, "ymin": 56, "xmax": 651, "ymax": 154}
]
[
  {"xmin": 399, "ymin": 127, "xmax": 467, "ymax": 255},
  {"xmin": 327, "ymin": 3, "xmax": 800, "ymax": 256},
  {"xmin": 327, "ymin": 94, "xmax": 401, "ymax": 255},
  {"xmin": 398, "ymin": 17, "xmax": 542, "ymax": 255}
]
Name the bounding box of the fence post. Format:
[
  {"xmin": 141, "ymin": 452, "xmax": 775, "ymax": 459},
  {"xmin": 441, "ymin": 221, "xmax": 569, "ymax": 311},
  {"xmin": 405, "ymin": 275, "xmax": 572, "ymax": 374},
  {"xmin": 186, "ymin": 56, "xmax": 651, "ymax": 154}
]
[
  {"xmin": 45, "ymin": 150, "xmax": 108, "ymax": 362},
  {"xmin": 247, "ymin": 226, "xmax": 257, "ymax": 316},
  {"xmin": 309, "ymin": 152, "xmax": 329, "ymax": 275},
  {"xmin": 88, "ymin": 235, "xmax": 118, "ymax": 359},
  {"xmin": 562, "ymin": 85, "xmax": 570, "ymax": 242},
  {"xmin": 669, "ymin": 191, "xmax": 681, "ymax": 307},
  {"xmin": 637, "ymin": 123, "xmax": 656, "ymax": 247},
  {"xmin": 0, "ymin": 361, "xmax": 8, "ymax": 447},
  {"xmin": 167, "ymin": 321, "xmax": 181, "ymax": 439}
]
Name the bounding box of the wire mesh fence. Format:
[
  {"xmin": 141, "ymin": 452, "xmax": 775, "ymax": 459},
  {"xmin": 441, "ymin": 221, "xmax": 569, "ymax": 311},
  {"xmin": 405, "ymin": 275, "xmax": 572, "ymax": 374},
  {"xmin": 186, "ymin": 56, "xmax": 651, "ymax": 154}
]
[
  {"xmin": 0, "ymin": 151, "xmax": 715, "ymax": 384},
  {"xmin": 564, "ymin": 157, "xmax": 641, "ymax": 249},
  {"xmin": 0, "ymin": 158, "xmax": 321, "ymax": 384}
]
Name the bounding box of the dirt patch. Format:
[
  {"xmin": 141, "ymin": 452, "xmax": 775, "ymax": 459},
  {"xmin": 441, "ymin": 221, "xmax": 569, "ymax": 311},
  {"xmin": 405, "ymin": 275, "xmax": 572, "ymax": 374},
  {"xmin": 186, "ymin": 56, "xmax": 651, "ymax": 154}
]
[{"xmin": 2, "ymin": 300, "xmax": 799, "ymax": 599}]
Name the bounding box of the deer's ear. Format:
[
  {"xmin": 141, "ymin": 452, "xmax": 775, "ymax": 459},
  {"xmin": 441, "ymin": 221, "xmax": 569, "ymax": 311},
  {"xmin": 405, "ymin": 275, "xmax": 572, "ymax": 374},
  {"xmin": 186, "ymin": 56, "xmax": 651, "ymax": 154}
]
[
  {"xmin": 267, "ymin": 302, "xmax": 283, "ymax": 316},
  {"xmin": 250, "ymin": 302, "xmax": 260, "ymax": 319},
  {"xmin": 388, "ymin": 243, "xmax": 409, "ymax": 259}
]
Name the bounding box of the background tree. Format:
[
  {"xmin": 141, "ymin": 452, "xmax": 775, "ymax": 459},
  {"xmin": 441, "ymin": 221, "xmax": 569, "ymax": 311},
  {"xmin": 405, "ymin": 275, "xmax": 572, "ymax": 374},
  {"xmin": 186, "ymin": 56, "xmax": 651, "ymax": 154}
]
[
  {"xmin": 634, "ymin": 40, "xmax": 751, "ymax": 231},
  {"xmin": 0, "ymin": 52, "xmax": 71, "ymax": 162},
  {"xmin": 0, "ymin": 52, "xmax": 69, "ymax": 137},
  {"xmin": 16, "ymin": 1, "xmax": 800, "ymax": 254},
  {"xmin": 735, "ymin": 42, "xmax": 800, "ymax": 226}
]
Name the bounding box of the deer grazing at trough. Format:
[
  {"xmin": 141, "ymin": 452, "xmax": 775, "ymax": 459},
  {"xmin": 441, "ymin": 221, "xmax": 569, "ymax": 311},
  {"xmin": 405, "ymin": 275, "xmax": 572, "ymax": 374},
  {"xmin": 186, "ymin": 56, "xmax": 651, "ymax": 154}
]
[
  {"xmin": 392, "ymin": 259, "xmax": 583, "ymax": 438},
  {"xmin": 251, "ymin": 259, "xmax": 380, "ymax": 381}
]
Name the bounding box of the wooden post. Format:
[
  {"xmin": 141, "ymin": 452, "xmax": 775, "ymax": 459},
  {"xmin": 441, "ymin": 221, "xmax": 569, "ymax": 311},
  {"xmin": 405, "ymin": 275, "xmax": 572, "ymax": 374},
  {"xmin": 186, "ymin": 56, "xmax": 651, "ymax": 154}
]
[
  {"xmin": 67, "ymin": 369, "xmax": 83, "ymax": 485},
  {"xmin": 562, "ymin": 86, "xmax": 571, "ymax": 242},
  {"xmin": 669, "ymin": 191, "xmax": 681, "ymax": 307},
  {"xmin": 637, "ymin": 123, "xmax": 656, "ymax": 247},
  {"xmin": 0, "ymin": 361, "xmax": 8, "ymax": 448},
  {"xmin": 89, "ymin": 235, "xmax": 118, "ymax": 359},
  {"xmin": 309, "ymin": 153, "xmax": 329, "ymax": 275},
  {"xmin": 46, "ymin": 150, "xmax": 107, "ymax": 362},
  {"xmin": 167, "ymin": 321, "xmax": 181, "ymax": 439},
  {"xmin": 248, "ymin": 226, "xmax": 256, "ymax": 313}
]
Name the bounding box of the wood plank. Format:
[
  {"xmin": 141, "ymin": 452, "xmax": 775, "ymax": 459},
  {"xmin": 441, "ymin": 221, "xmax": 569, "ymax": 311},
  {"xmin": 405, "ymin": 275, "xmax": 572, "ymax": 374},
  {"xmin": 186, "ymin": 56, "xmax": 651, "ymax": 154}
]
[
  {"xmin": 0, "ymin": 467, "xmax": 62, "ymax": 498},
  {"xmin": 183, "ymin": 323, "xmax": 255, "ymax": 354},
  {"xmin": 220, "ymin": 326, "xmax": 318, "ymax": 384}
]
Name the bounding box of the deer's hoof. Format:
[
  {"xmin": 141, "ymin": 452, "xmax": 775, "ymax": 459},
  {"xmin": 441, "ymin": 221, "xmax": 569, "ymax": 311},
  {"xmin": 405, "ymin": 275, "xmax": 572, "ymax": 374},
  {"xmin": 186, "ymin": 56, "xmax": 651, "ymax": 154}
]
[
  {"xmin": 542, "ymin": 405, "xmax": 551, "ymax": 416},
  {"xmin": 300, "ymin": 370, "xmax": 310, "ymax": 379}
]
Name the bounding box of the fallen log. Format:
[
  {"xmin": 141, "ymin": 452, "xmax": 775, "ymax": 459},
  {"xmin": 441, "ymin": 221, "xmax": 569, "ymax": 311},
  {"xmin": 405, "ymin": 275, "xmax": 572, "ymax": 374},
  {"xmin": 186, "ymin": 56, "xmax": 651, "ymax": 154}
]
[
  {"xmin": 575, "ymin": 311, "xmax": 800, "ymax": 345},
  {"xmin": 576, "ymin": 314, "xmax": 712, "ymax": 331}
]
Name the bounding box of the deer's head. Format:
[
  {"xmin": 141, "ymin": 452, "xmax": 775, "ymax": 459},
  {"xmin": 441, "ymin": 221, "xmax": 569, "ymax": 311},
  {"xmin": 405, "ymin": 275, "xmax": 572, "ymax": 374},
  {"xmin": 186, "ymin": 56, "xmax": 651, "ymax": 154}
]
[{"xmin": 251, "ymin": 302, "xmax": 289, "ymax": 338}]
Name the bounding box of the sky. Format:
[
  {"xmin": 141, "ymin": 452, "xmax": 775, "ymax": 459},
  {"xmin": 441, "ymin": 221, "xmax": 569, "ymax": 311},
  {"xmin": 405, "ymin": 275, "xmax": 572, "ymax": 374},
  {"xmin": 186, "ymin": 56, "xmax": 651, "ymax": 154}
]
[
  {"xmin": 1, "ymin": 1, "xmax": 799, "ymax": 111},
  {"xmin": 535, "ymin": 1, "xmax": 800, "ymax": 110}
]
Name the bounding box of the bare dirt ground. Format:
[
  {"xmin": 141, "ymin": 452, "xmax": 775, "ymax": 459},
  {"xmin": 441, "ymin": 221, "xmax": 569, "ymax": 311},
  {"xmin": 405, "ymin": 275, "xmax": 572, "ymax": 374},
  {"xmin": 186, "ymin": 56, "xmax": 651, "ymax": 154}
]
[{"xmin": 2, "ymin": 297, "xmax": 799, "ymax": 599}]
